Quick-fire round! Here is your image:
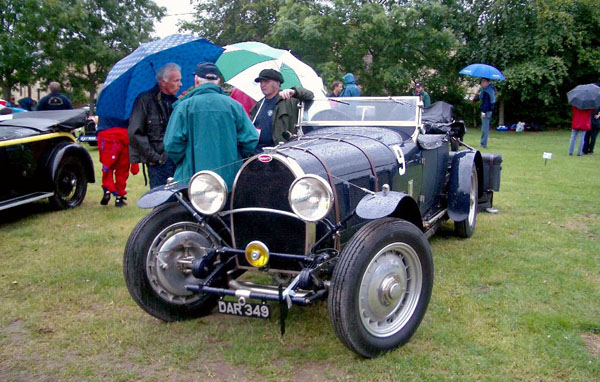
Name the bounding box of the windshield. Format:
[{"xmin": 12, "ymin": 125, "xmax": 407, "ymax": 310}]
[{"xmin": 303, "ymin": 97, "xmax": 421, "ymax": 128}]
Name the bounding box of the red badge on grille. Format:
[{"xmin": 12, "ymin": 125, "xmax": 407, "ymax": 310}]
[{"xmin": 258, "ymin": 154, "xmax": 272, "ymax": 163}]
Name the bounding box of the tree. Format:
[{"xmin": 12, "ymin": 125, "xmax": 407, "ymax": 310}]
[
  {"xmin": 453, "ymin": 0, "xmax": 600, "ymax": 127},
  {"xmin": 271, "ymin": 0, "xmax": 463, "ymax": 101},
  {"xmin": 0, "ymin": 0, "xmax": 43, "ymax": 99},
  {"xmin": 41, "ymin": 0, "xmax": 164, "ymax": 112},
  {"xmin": 181, "ymin": 0, "xmax": 282, "ymax": 46}
]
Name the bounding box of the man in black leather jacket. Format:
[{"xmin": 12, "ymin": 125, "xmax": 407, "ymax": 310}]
[{"xmin": 129, "ymin": 63, "xmax": 182, "ymax": 188}]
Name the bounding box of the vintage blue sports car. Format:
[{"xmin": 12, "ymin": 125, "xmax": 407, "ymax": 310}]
[
  {"xmin": 123, "ymin": 96, "xmax": 502, "ymax": 358},
  {"xmin": 0, "ymin": 110, "xmax": 95, "ymax": 211}
]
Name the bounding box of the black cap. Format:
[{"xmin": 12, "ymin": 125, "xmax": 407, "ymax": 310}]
[
  {"xmin": 195, "ymin": 62, "xmax": 220, "ymax": 80},
  {"xmin": 254, "ymin": 69, "xmax": 284, "ymax": 84},
  {"xmin": 415, "ymin": 82, "xmax": 422, "ymax": 88}
]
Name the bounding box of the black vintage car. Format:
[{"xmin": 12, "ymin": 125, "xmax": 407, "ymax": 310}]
[
  {"xmin": 123, "ymin": 97, "xmax": 502, "ymax": 358},
  {"xmin": 0, "ymin": 110, "xmax": 95, "ymax": 211}
]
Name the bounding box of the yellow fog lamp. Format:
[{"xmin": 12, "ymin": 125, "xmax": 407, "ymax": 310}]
[{"xmin": 245, "ymin": 241, "xmax": 270, "ymax": 268}]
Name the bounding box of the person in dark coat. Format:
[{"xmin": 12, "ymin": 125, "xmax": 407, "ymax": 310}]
[
  {"xmin": 474, "ymin": 78, "xmax": 495, "ymax": 148},
  {"xmin": 128, "ymin": 62, "xmax": 182, "ymax": 188},
  {"xmin": 583, "ymin": 106, "xmax": 600, "ymax": 154},
  {"xmin": 412, "ymin": 82, "xmax": 431, "ymax": 108},
  {"xmin": 36, "ymin": 82, "xmax": 73, "ymax": 111},
  {"xmin": 327, "ymin": 81, "xmax": 343, "ymax": 97}
]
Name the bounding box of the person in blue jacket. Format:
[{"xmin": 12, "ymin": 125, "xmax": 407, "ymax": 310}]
[
  {"xmin": 36, "ymin": 82, "xmax": 73, "ymax": 111},
  {"xmin": 340, "ymin": 73, "xmax": 361, "ymax": 97},
  {"xmin": 164, "ymin": 63, "xmax": 258, "ymax": 190},
  {"xmin": 474, "ymin": 78, "xmax": 495, "ymax": 148}
]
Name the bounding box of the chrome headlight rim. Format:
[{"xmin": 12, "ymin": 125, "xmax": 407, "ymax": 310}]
[
  {"xmin": 188, "ymin": 170, "xmax": 228, "ymax": 215},
  {"xmin": 288, "ymin": 174, "xmax": 334, "ymax": 222}
]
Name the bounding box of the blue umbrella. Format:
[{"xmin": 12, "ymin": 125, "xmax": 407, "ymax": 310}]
[
  {"xmin": 459, "ymin": 63, "xmax": 505, "ymax": 81},
  {"xmin": 96, "ymin": 34, "xmax": 223, "ymax": 120}
]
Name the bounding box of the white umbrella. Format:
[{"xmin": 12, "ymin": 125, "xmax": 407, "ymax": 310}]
[{"xmin": 215, "ymin": 41, "xmax": 326, "ymax": 101}]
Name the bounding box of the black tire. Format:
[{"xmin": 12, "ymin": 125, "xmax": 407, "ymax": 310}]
[
  {"xmin": 123, "ymin": 203, "xmax": 220, "ymax": 322},
  {"xmin": 454, "ymin": 166, "xmax": 478, "ymax": 238},
  {"xmin": 328, "ymin": 218, "xmax": 434, "ymax": 358},
  {"xmin": 49, "ymin": 156, "xmax": 87, "ymax": 209}
]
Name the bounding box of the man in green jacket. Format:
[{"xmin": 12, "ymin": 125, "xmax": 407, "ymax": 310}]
[
  {"xmin": 249, "ymin": 69, "xmax": 314, "ymax": 152},
  {"xmin": 164, "ymin": 63, "xmax": 258, "ymax": 189},
  {"xmin": 412, "ymin": 82, "xmax": 431, "ymax": 108}
]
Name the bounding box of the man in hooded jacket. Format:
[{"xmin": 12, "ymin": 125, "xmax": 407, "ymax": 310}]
[
  {"xmin": 164, "ymin": 63, "xmax": 258, "ymax": 189},
  {"xmin": 340, "ymin": 73, "xmax": 361, "ymax": 97}
]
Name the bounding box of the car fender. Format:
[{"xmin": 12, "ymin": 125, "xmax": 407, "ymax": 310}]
[
  {"xmin": 356, "ymin": 191, "xmax": 423, "ymax": 231},
  {"xmin": 137, "ymin": 183, "xmax": 188, "ymax": 209},
  {"xmin": 448, "ymin": 150, "xmax": 483, "ymax": 222},
  {"xmin": 48, "ymin": 142, "xmax": 95, "ymax": 183}
]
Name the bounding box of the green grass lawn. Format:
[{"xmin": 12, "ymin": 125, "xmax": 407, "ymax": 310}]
[{"xmin": 1, "ymin": 128, "xmax": 599, "ymax": 381}]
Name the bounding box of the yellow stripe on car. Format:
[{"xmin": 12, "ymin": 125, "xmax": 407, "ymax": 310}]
[{"xmin": 0, "ymin": 132, "xmax": 76, "ymax": 147}]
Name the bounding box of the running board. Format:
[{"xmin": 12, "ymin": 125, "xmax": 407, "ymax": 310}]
[{"xmin": 0, "ymin": 192, "xmax": 54, "ymax": 211}]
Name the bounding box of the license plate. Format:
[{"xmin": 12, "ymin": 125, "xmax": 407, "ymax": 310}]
[
  {"xmin": 78, "ymin": 135, "xmax": 96, "ymax": 142},
  {"xmin": 217, "ymin": 300, "xmax": 270, "ymax": 319}
]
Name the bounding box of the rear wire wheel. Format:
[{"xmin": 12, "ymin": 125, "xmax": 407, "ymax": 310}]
[{"xmin": 328, "ymin": 218, "xmax": 434, "ymax": 358}]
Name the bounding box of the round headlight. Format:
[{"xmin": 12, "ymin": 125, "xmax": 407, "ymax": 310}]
[
  {"xmin": 288, "ymin": 175, "xmax": 333, "ymax": 222},
  {"xmin": 188, "ymin": 171, "xmax": 228, "ymax": 215}
]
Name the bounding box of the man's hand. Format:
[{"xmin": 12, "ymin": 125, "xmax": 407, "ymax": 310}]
[{"xmin": 279, "ymin": 88, "xmax": 296, "ymax": 100}]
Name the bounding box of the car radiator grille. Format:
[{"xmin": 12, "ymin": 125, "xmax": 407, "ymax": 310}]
[{"xmin": 231, "ymin": 157, "xmax": 307, "ymax": 259}]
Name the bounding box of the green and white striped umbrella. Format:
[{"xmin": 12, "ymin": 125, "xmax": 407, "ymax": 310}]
[{"xmin": 215, "ymin": 41, "xmax": 326, "ymax": 101}]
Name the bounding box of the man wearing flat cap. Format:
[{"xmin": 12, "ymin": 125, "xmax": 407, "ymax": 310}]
[
  {"xmin": 164, "ymin": 62, "xmax": 258, "ymax": 189},
  {"xmin": 412, "ymin": 82, "xmax": 431, "ymax": 108},
  {"xmin": 250, "ymin": 68, "xmax": 314, "ymax": 152}
]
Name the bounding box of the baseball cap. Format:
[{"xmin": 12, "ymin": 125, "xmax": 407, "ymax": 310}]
[
  {"xmin": 254, "ymin": 69, "xmax": 284, "ymax": 84},
  {"xmin": 415, "ymin": 82, "xmax": 422, "ymax": 88},
  {"xmin": 195, "ymin": 62, "xmax": 220, "ymax": 80}
]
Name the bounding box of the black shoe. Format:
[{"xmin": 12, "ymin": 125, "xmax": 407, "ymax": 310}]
[
  {"xmin": 115, "ymin": 195, "xmax": 127, "ymax": 208},
  {"xmin": 100, "ymin": 190, "xmax": 111, "ymax": 205}
]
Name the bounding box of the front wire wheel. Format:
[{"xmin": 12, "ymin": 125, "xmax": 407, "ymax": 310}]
[
  {"xmin": 123, "ymin": 203, "xmax": 220, "ymax": 321},
  {"xmin": 328, "ymin": 218, "xmax": 434, "ymax": 358}
]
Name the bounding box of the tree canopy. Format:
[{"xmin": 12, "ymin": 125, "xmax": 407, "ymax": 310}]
[
  {"xmin": 2, "ymin": 0, "xmax": 598, "ymax": 127},
  {"xmin": 182, "ymin": 0, "xmax": 599, "ymax": 127},
  {"xmin": 0, "ymin": 0, "xmax": 162, "ymax": 111}
]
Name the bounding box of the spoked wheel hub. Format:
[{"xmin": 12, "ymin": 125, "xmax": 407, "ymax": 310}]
[
  {"xmin": 146, "ymin": 222, "xmax": 217, "ymax": 305},
  {"xmin": 359, "ymin": 242, "xmax": 423, "ymax": 337}
]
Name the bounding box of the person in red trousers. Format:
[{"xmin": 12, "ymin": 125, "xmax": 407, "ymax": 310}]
[{"xmin": 97, "ymin": 117, "xmax": 139, "ymax": 207}]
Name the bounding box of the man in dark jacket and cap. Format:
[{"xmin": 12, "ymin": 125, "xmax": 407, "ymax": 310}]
[
  {"xmin": 128, "ymin": 62, "xmax": 182, "ymax": 188},
  {"xmin": 249, "ymin": 69, "xmax": 314, "ymax": 152}
]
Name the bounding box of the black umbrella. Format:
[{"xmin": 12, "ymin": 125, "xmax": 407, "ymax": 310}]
[{"xmin": 567, "ymin": 83, "xmax": 600, "ymax": 110}]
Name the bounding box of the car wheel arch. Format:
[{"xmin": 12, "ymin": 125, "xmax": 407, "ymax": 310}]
[
  {"xmin": 389, "ymin": 196, "xmax": 423, "ymax": 231},
  {"xmin": 356, "ymin": 191, "xmax": 423, "ymax": 232},
  {"xmin": 48, "ymin": 142, "xmax": 95, "ymax": 184},
  {"xmin": 448, "ymin": 150, "xmax": 483, "ymax": 222}
]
